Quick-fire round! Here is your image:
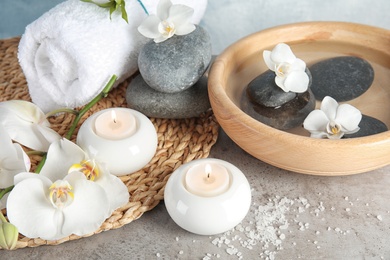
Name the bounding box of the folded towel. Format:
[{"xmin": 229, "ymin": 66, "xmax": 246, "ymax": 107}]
[{"xmin": 18, "ymin": 0, "xmax": 207, "ymax": 113}]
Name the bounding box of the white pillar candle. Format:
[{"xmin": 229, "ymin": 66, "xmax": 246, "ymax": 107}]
[
  {"xmin": 94, "ymin": 109, "xmax": 136, "ymax": 140},
  {"xmin": 185, "ymin": 163, "xmax": 230, "ymax": 197}
]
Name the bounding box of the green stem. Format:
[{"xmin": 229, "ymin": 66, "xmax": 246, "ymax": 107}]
[
  {"xmin": 45, "ymin": 108, "xmax": 79, "ymax": 119},
  {"xmin": 65, "ymin": 75, "xmax": 117, "ymax": 140},
  {"xmin": 0, "ymin": 186, "xmax": 14, "ymax": 203},
  {"xmin": 34, "ymin": 154, "xmax": 47, "ymax": 174},
  {"xmin": 137, "ymin": 0, "xmax": 149, "ymax": 15}
]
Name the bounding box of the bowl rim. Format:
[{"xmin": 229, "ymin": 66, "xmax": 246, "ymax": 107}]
[{"xmin": 208, "ymin": 21, "xmax": 390, "ymax": 175}]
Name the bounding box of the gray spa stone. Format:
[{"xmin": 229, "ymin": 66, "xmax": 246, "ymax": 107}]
[
  {"xmin": 310, "ymin": 56, "xmax": 374, "ymax": 102},
  {"xmin": 246, "ymin": 68, "xmax": 312, "ymax": 108},
  {"xmin": 126, "ymin": 74, "xmax": 210, "ymax": 119},
  {"xmin": 138, "ymin": 25, "xmax": 212, "ymax": 93},
  {"xmin": 344, "ymin": 115, "xmax": 388, "ymax": 138}
]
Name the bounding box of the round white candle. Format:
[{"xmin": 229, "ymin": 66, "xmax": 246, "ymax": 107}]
[
  {"xmin": 185, "ymin": 163, "xmax": 230, "ymax": 197},
  {"xmin": 94, "ymin": 109, "xmax": 136, "ymax": 140},
  {"xmin": 164, "ymin": 158, "xmax": 252, "ymax": 236},
  {"xmin": 77, "ymin": 108, "xmax": 157, "ymax": 176}
]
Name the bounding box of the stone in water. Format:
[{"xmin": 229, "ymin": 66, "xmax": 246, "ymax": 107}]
[
  {"xmin": 241, "ymin": 89, "xmax": 316, "ymax": 130},
  {"xmin": 344, "ymin": 115, "xmax": 388, "ymax": 138},
  {"xmin": 126, "ymin": 74, "xmax": 210, "ymax": 119},
  {"xmin": 310, "ymin": 56, "xmax": 374, "ymax": 102},
  {"xmin": 246, "ymin": 69, "xmax": 312, "ymax": 108},
  {"xmin": 138, "ymin": 25, "xmax": 212, "ymax": 93}
]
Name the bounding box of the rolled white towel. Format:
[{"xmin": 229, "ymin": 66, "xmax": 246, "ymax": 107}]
[{"xmin": 18, "ymin": 0, "xmax": 208, "ymax": 113}]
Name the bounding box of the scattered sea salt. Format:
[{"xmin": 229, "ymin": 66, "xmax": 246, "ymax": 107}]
[{"xmin": 163, "ymin": 194, "xmax": 386, "ymax": 259}]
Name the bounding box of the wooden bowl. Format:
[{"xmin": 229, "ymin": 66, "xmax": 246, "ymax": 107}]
[{"xmin": 208, "ymin": 21, "xmax": 390, "ymax": 176}]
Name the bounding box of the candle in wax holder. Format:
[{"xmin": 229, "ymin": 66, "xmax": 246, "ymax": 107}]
[
  {"xmin": 164, "ymin": 158, "xmax": 251, "ymax": 236},
  {"xmin": 77, "ymin": 108, "xmax": 157, "ymax": 176}
]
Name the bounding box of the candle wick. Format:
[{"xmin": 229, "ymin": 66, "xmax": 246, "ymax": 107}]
[
  {"xmin": 207, "ymin": 173, "xmax": 210, "ymax": 179},
  {"xmin": 113, "ymin": 118, "xmax": 117, "ymax": 123}
]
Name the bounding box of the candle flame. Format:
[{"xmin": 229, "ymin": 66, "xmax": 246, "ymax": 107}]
[
  {"xmin": 205, "ymin": 164, "xmax": 212, "ymax": 179},
  {"xmin": 111, "ymin": 110, "xmax": 117, "ymax": 123}
]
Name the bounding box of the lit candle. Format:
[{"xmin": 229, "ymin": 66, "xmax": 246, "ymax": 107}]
[
  {"xmin": 164, "ymin": 158, "xmax": 251, "ymax": 236},
  {"xmin": 94, "ymin": 109, "xmax": 136, "ymax": 140},
  {"xmin": 185, "ymin": 163, "xmax": 230, "ymax": 197},
  {"xmin": 77, "ymin": 108, "xmax": 158, "ymax": 176}
]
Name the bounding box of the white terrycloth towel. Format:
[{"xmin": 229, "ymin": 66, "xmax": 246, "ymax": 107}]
[{"xmin": 18, "ymin": 0, "xmax": 208, "ymax": 113}]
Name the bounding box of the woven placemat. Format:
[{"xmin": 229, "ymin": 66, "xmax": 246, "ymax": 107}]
[{"xmin": 0, "ymin": 37, "xmax": 219, "ymax": 249}]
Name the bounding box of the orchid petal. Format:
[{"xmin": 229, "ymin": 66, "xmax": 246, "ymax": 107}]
[
  {"xmin": 0, "ymin": 126, "xmax": 17, "ymax": 159},
  {"xmin": 168, "ymin": 4, "xmax": 194, "ymax": 26},
  {"xmin": 0, "ymin": 100, "xmax": 61, "ymax": 151},
  {"xmin": 303, "ymin": 110, "xmax": 330, "ymax": 132},
  {"xmin": 15, "ymin": 144, "xmax": 31, "ymax": 172},
  {"xmin": 263, "ymin": 50, "xmax": 276, "ymax": 71},
  {"xmin": 157, "ymin": 0, "xmax": 172, "ymax": 20},
  {"xmin": 0, "ymin": 157, "xmax": 26, "ymax": 188},
  {"xmin": 154, "ymin": 35, "xmax": 169, "ymax": 43},
  {"xmin": 0, "ymin": 100, "xmax": 44, "ymax": 123},
  {"xmin": 335, "ymin": 104, "xmax": 362, "ymax": 132},
  {"xmin": 6, "ymin": 176, "xmax": 59, "ymax": 240},
  {"xmin": 40, "ymin": 139, "xmax": 86, "ymax": 182},
  {"xmin": 274, "ymin": 76, "xmax": 288, "ymax": 92},
  {"xmin": 320, "ymin": 96, "xmax": 338, "ymax": 121},
  {"xmin": 175, "ymin": 23, "xmax": 196, "ymax": 36},
  {"xmin": 93, "ymin": 164, "xmax": 129, "ymax": 213},
  {"xmin": 0, "ymin": 126, "xmax": 30, "ymax": 188},
  {"xmin": 138, "ymin": 15, "xmax": 162, "ymax": 39},
  {"xmin": 14, "ymin": 172, "xmax": 52, "ymax": 186},
  {"xmin": 290, "ymin": 58, "xmax": 307, "ymax": 71},
  {"xmin": 36, "ymin": 124, "xmax": 63, "ymax": 146},
  {"xmin": 327, "ymin": 131, "xmax": 345, "ymax": 139},
  {"xmin": 270, "ymin": 43, "xmax": 296, "ymax": 64},
  {"xmin": 62, "ymin": 172, "xmax": 110, "ymax": 237},
  {"xmin": 283, "ymin": 71, "xmax": 309, "ymax": 93},
  {"xmin": 310, "ymin": 132, "xmax": 328, "ymax": 139}
]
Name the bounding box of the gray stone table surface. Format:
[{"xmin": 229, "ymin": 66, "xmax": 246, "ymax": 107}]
[
  {"xmin": 2, "ymin": 0, "xmax": 390, "ymax": 259},
  {"xmin": 2, "ymin": 130, "xmax": 390, "ymax": 259}
]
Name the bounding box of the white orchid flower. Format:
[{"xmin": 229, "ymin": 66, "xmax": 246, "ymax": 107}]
[
  {"xmin": 7, "ymin": 171, "xmax": 109, "ymax": 240},
  {"xmin": 263, "ymin": 43, "xmax": 309, "ymax": 93},
  {"xmin": 41, "ymin": 138, "xmax": 129, "ymax": 215},
  {"xmin": 138, "ymin": 0, "xmax": 196, "ymax": 43},
  {"xmin": 0, "ymin": 125, "xmax": 31, "ymax": 189},
  {"xmin": 303, "ymin": 96, "xmax": 362, "ymax": 139},
  {"xmin": 0, "ymin": 100, "xmax": 61, "ymax": 152},
  {"xmin": 6, "ymin": 138, "xmax": 129, "ymax": 240}
]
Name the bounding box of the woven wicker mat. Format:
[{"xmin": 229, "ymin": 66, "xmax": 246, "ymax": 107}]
[{"xmin": 0, "ymin": 37, "xmax": 219, "ymax": 249}]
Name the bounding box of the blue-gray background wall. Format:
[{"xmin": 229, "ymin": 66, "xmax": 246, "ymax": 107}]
[{"xmin": 1, "ymin": 0, "xmax": 390, "ymax": 54}]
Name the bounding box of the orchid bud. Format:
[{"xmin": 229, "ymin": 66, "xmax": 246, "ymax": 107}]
[{"xmin": 0, "ymin": 220, "xmax": 18, "ymax": 250}]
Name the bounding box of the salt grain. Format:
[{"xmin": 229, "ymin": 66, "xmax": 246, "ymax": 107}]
[{"xmin": 377, "ymin": 215, "xmax": 383, "ymax": 221}]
